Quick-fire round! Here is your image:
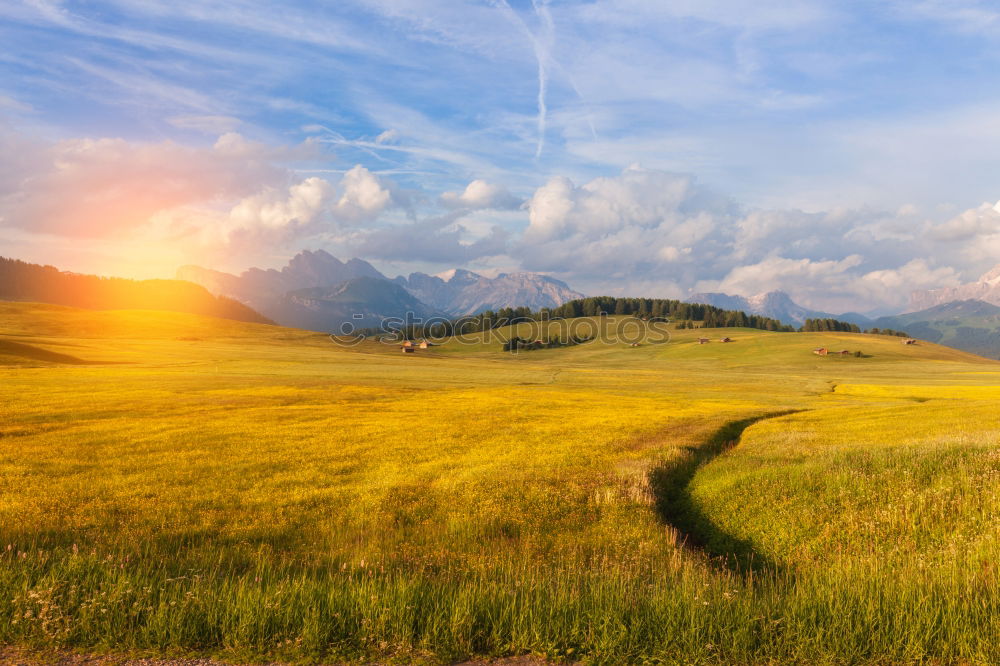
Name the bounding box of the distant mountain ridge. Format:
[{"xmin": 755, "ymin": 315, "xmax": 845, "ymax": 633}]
[
  {"xmin": 873, "ymin": 299, "xmax": 1000, "ymax": 358},
  {"xmin": 394, "ymin": 269, "xmax": 584, "ymax": 316},
  {"xmin": 0, "ymin": 256, "xmax": 272, "ymax": 325},
  {"xmin": 686, "ymin": 290, "xmax": 871, "ymax": 327},
  {"xmin": 178, "ymin": 250, "xmax": 585, "ymax": 331},
  {"xmin": 909, "ymin": 264, "xmax": 1000, "ymax": 311},
  {"xmin": 177, "ymin": 250, "xmax": 384, "ymax": 306},
  {"xmin": 267, "ymin": 277, "xmax": 446, "ymax": 331}
]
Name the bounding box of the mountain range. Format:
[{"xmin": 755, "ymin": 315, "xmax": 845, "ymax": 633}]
[
  {"xmin": 686, "ymin": 290, "xmax": 872, "ymax": 327},
  {"xmin": 8, "ymin": 248, "xmax": 1000, "ymax": 357},
  {"xmin": 394, "ymin": 269, "xmax": 583, "ymax": 315},
  {"xmin": 909, "ymin": 264, "xmax": 1000, "ymax": 311},
  {"xmin": 685, "ymin": 286, "xmax": 1000, "ymax": 359},
  {"xmin": 871, "ymin": 299, "xmax": 1000, "ymax": 359},
  {"xmin": 177, "ymin": 250, "xmax": 584, "ymax": 331}
]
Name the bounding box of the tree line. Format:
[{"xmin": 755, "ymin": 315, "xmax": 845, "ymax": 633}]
[
  {"xmin": 357, "ymin": 295, "xmax": 917, "ymax": 343},
  {"xmin": 802, "ymin": 318, "xmax": 862, "ymax": 333},
  {"xmin": 360, "ymin": 296, "xmax": 797, "ymax": 340},
  {"xmin": 864, "ymin": 327, "xmax": 910, "ymax": 337}
]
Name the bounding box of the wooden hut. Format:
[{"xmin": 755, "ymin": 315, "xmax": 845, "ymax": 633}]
[
  {"xmin": 813, "ymin": 347, "xmax": 828, "ymax": 356},
  {"xmin": 720, "ymin": 337, "xmax": 733, "ymax": 343},
  {"xmin": 698, "ymin": 338, "xmax": 710, "ymax": 345}
]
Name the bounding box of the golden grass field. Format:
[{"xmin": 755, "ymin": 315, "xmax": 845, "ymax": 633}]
[{"xmin": 2, "ymin": 300, "xmax": 1000, "ymax": 664}]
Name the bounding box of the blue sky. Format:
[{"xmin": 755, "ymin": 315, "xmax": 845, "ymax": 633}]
[{"xmin": 3, "ymin": 0, "xmax": 1000, "ymax": 312}]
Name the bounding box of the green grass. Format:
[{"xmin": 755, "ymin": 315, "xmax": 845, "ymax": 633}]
[{"xmin": 2, "ymin": 302, "xmax": 1000, "ymax": 663}]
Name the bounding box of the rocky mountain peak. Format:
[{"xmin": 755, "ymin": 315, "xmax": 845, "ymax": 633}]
[
  {"xmin": 979, "ymin": 264, "xmax": 1000, "ymax": 285},
  {"xmin": 686, "ymin": 290, "xmax": 870, "ymax": 327},
  {"xmin": 910, "ymin": 264, "xmax": 1000, "ymax": 311}
]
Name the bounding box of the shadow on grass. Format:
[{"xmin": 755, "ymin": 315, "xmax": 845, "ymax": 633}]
[
  {"xmin": 0, "ymin": 339, "xmax": 100, "ymax": 365},
  {"xmin": 649, "ymin": 411, "xmax": 801, "ymax": 579}
]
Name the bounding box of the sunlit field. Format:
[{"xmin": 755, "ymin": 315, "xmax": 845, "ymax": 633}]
[{"xmin": 3, "ymin": 301, "xmax": 1000, "ymax": 664}]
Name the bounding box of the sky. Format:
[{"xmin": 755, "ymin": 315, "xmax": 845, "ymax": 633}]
[{"xmin": 3, "ymin": 0, "xmax": 1000, "ymax": 313}]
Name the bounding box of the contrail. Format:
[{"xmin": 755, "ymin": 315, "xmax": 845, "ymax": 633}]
[
  {"xmin": 530, "ymin": 0, "xmax": 553, "ymax": 159},
  {"xmin": 491, "ymin": 0, "xmax": 552, "ymax": 159}
]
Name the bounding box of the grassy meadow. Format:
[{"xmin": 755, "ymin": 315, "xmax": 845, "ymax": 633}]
[{"xmin": 2, "ymin": 301, "xmax": 1000, "ymax": 663}]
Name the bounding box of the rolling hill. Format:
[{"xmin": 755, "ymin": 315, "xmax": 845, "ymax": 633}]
[
  {"xmin": 874, "ymin": 299, "xmax": 1000, "ymax": 358},
  {"xmin": 0, "ymin": 256, "xmax": 273, "ymax": 324}
]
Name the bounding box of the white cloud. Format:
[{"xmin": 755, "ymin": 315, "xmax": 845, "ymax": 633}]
[
  {"xmin": 229, "ymin": 177, "xmax": 333, "ymax": 232},
  {"xmin": 4, "ymin": 119, "xmax": 1000, "ymax": 315},
  {"xmin": 0, "ymin": 131, "xmax": 312, "ymax": 238},
  {"xmin": 374, "ymin": 128, "xmax": 399, "ymax": 144},
  {"xmin": 929, "ymin": 201, "xmax": 1000, "ymax": 242},
  {"xmin": 150, "ymin": 166, "xmax": 395, "ymax": 251},
  {"xmin": 332, "ymin": 165, "xmax": 393, "ymax": 221},
  {"xmin": 516, "ymin": 165, "xmax": 1000, "ymax": 312},
  {"xmin": 895, "ymin": 0, "xmax": 1000, "ymax": 33},
  {"xmin": 855, "ymin": 260, "xmax": 963, "ymax": 309},
  {"xmin": 440, "ymin": 179, "xmax": 521, "ymax": 210}
]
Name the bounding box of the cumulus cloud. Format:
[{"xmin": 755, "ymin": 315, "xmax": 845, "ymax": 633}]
[
  {"xmin": 333, "ymin": 165, "xmax": 393, "ymax": 221},
  {"xmin": 516, "ymin": 165, "xmax": 1000, "ymax": 312},
  {"xmin": 0, "ymin": 124, "xmax": 402, "ymax": 256},
  {"xmin": 518, "ymin": 166, "xmax": 734, "ymax": 283},
  {"xmin": 928, "ymin": 201, "xmax": 1000, "ymax": 242},
  {"xmin": 5, "ymin": 122, "xmax": 1000, "ymax": 316},
  {"xmin": 350, "ymin": 211, "xmax": 510, "ymax": 263},
  {"xmin": 150, "ymin": 166, "xmax": 396, "ymax": 252},
  {"xmin": 440, "ymin": 179, "xmax": 521, "ymax": 210},
  {"xmin": 711, "ymin": 255, "xmax": 865, "ymax": 297},
  {"xmin": 228, "ymin": 177, "xmax": 333, "ymax": 235},
  {"xmin": 0, "ymin": 130, "xmax": 316, "ymax": 238}
]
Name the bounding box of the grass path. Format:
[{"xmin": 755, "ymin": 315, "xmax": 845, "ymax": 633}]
[{"xmin": 649, "ymin": 412, "xmax": 802, "ymax": 576}]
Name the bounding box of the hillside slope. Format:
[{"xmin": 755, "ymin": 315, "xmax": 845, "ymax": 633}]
[
  {"xmin": 0, "ymin": 256, "xmax": 273, "ymax": 324},
  {"xmin": 874, "ymin": 299, "xmax": 1000, "ymax": 358}
]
